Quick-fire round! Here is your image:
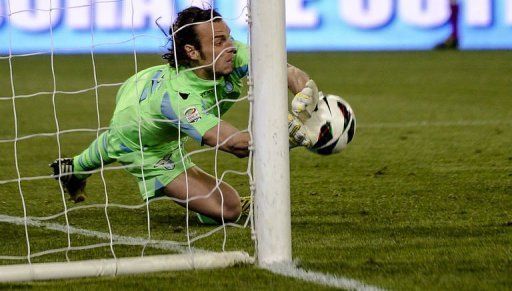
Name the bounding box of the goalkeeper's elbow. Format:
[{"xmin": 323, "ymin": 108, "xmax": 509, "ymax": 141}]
[
  {"xmin": 221, "ymin": 137, "xmax": 250, "ymax": 158},
  {"xmin": 232, "ymin": 149, "xmax": 250, "ymax": 158},
  {"xmin": 225, "ymin": 144, "xmax": 249, "ymax": 158}
]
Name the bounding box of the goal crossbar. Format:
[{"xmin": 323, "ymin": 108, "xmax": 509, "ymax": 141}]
[{"xmin": 0, "ymin": 251, "xmax": 253, "ymax": 282}]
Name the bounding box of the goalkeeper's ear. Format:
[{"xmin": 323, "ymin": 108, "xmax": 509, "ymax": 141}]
[{"xmin": 185, "ymin": 44, "xmax": 200, "ymax": 61}]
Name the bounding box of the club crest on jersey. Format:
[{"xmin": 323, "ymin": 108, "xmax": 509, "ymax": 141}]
[
  {"xmin": 225, "ymin": 81, "xmax": 233, "ymax": 93},
  {"xmin": 184, "ymin": 107, "xmax": 201, "ymax": 123}
]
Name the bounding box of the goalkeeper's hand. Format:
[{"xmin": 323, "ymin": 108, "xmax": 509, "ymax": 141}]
[
  {"xmin": 288, "ymin": 113, "xmax": 312, "ymax": 149},
  {"xmin": 291, "ymin": 79, "xmax": 319, "ymax": 121}
]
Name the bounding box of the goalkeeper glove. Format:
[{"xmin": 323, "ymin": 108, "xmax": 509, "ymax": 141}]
[
  {"xmin": 291, "ymin": 79, "xmax": 319, "ymax": 122},
  {"xmin": 288, "ymin": 113, "xmax": 312, "ymax": 148}
]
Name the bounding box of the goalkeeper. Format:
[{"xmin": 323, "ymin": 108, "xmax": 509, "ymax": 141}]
[{"xmin": 51, "ymin": 6, "xmax": 314, "ymax": 223}]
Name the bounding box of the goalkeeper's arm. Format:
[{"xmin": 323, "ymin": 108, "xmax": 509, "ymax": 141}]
[
  {"xmin": 202, "ymin": 117, "xmax": 312, "ymax": 154},
  {"xmin": 287, "ymin": 64, "xmax": 310, "ymax": 94},
  {"xmin": 287, "ymin": 64, "xmax": 318, "ymax": 149},
  {"xmin": 287, "ymin": 64, "xmax": 320, "ymax": 121},
  {"xmin": 202, "ymin": 64, "xmax": 315, "ymax": 154},
  {"xmin": 202, "ymin": 121, "xmax": 250, "ymax": 158}
]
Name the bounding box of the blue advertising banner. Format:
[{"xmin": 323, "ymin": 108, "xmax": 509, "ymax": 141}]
[{"xmin": 0, "ymin": 0, "xmax": 511, "ymax": 54}]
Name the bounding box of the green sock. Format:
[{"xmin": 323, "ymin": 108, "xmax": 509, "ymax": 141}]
[
  {"xmin": 73, "ymin": 131, "xmax": 115, "ymax": 180},
  {"xmin": 196, "ymin": 213, "xmax": 244, "ymax": 225},
  {"xmin": 196, "ymin": 213, "xmax": 219, "ymax": 225}
]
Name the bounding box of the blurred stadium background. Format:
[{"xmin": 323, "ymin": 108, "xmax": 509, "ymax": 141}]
[
  {"xmin": 2, "ymin": 0, "xmax": 512, "ymax": 53},
  {"xmin": 0, "ymin": 0, "xmax": 511, "ymax": 289}
]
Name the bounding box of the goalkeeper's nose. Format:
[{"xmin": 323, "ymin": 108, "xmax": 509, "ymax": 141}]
[{"xmin": 226, "ymin": 37, "xmax": 236, "ymax": 54}]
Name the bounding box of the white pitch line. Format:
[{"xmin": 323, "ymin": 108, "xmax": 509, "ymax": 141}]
[
  {"xmin": 264, "ymin": 262, "xmax": 384, "ymax": 291},
  {"xmin": 1, "ymin": 214, "xmax": 383, "ymax": 289},
  {"xmin": 0, "ymin": 214, "xmax": 190, "ymax": 254}
]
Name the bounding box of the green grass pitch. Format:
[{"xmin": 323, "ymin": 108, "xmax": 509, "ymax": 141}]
[{"xmin": 0, "ymin": 51, "xmax": 511, "ymax": 290}]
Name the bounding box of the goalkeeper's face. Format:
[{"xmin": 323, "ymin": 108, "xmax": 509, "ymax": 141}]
[{"xmin": 191, "ymin": 20, "xmax": 235, "ymax": 78}]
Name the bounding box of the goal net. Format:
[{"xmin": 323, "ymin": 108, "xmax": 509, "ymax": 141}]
[{"xmin": 0, "ymin": 0, "xmax": 290, "ymax": 281}]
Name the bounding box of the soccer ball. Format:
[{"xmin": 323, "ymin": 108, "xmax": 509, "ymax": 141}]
[{"xmin": 304, "ymin": 93, "xmax": 356, "ymax": 155}]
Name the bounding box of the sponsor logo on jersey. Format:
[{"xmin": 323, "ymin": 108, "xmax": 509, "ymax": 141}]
[{"xmin": 184, "ymin": 107, "xmax": 201, "ymax": 123}]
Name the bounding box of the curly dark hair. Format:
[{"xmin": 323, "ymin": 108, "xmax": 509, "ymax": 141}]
[{"xmin": 162, "ymin": 7, "xmax": 222, "ymax": 67}]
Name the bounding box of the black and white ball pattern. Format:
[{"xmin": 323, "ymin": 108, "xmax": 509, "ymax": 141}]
[{"xmin": 304, "ymin": 94, "xmax": 356, "ymax": 155}]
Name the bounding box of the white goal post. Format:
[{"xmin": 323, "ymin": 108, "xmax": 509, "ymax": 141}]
[
  {"xmin": 249, "ymin": 0, "xmax": 292, "ymax": 266},
  {"xmin": 0, "ymin": 0, "xmax": 290, "ymax": 281}
]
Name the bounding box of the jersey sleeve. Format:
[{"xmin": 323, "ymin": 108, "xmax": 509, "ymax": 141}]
[{"xmin": 159, "ymin": 91, "xmax": 220, "ymax": 143}]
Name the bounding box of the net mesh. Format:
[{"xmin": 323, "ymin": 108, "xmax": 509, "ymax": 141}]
[{"xmin": 0, "ymin": 0, "xmax": 256, "ymax": 267}]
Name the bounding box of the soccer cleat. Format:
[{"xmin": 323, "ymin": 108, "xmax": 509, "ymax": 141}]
[
  {"xmin": 49, "ymin": 158, "xmax": 86, "ymax": 203},
  {"xmin": 240, "ymin": 196, "xmax": 251, "ymax": 217}
]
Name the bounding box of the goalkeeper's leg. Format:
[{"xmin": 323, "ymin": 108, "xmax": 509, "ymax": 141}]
[
  {"xmin": 162, "ymin": 166, "xmax": 242, "ymax": 224},
  {"xmin": 50, "ymin": 131, "xmax": 115, "ymax": 203}
]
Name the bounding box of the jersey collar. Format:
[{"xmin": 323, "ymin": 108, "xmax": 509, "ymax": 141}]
[{"xmin": 168, "ymin": 65, "xmax": 225, "ymax": 93}]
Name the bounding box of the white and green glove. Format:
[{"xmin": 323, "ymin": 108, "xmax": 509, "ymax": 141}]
[
  {"xmin": 288, "ymin": 113, "xmax": 312, "ymax": 149},
  {"xmin": 291, "ymin": 79, "xmax": 319, "ymax": 122}
]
